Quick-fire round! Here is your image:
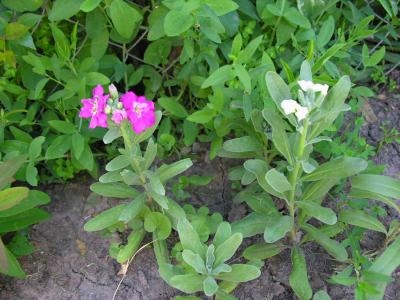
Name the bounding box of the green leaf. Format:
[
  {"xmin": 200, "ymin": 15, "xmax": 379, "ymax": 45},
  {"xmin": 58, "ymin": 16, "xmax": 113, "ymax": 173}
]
[
  {"xmin": 84, "ymin": 204, "xmax": 126, "ymax": 231},
  {"xmin": 223, "ymin": 136, "xmax": 262, "ymax": 153},
  {"xmin": 312, "ymin": 43, "xmax": 346, "ymax": 73},
  {"xmin": 284, "ymin": 7, "xmax": 311, "ymax": 29},
  {"xmin": 108, "ymin": 0, "xmax": 142, "ymax": 39},
  {"xmin": 0, "ymin": 238, "xmax": 8, "ymax": 273},
  {"xmin": 49, "ymin": 0, "xmax": 83, "ymax": 21},
  {"xmin": 214, "ymin": 233, "xmax": 242, "ymax": 266},
  {"xmin": 349, "ymin": 189, "xmax": 400, "ymax": 214},
  {"xmin": 213, "ymin": 222, "xmax": 232, "ymax": 248},
  {"xmin": 0, "ymin": 156, "xmax": 27, "ymax": 189},
  {"xmin": 0, "ymin": 187, "xmax": 29, "ymax": 212},
  {"xmin": 76, "ymin": 144, "xmax": 94, "ymax": 171},
  {"xmin": 103, "ymin": 127, "xmax": 121, "ymax": 144},
  {"xmin": 377, "ymin": 0, "xmax": 398, "ymax": 17},
  {"xmin": 302, "ymin": 157, "xmax": 367, "ymax": 181},
  {"xmin": 182, "ymin": 249, "xmax": 206, "ymax": 274},
  {"xmin": 262, "ymin": 109, "xmax": 294, "ymax": 164},
  {"xmin": 48, "ymin": 120, "xmax": 76, "ymax": 134},
  {"xmin": 296, "ymin": 202, "xmax": 337, "ymax": 225},
  {"xmin": 86, "ymin": 72, "xmax": 110, "ymax": 85},
  {"xmin": 90, "ymin": 182, "xmax": 139, "ymax": 198},
  {"xmin": 243, "ymin": 242, "xmax": 287, "ymax": 260},
  {"xmin": 201, "ymin": 65, "xmax": 235, "ymax": 89},
  {"xmin": 25, "ymin": 163, "xmax": 38, "ymax": 186},
  {"xmin": 215, "ymin": 264, "xmax": 260, "ymax": 282},
  {"xmin": 236, "ymin": 35, "xmax": 263, "ymax": 64},
  {"xmin": 28, "ymin": 136, "xmax": 45, "ymax": 160},
  {"xmin": 204, "ymin": 0, "xmax": 238, "ymax": 16},
  {"xmin": 365, "ymin": 237, "xmax": 400, "ymax": 300},
  {"xmin": 5, "ymin": 22, "xmax": 29, "ymax": 40},
  {"xmin": 351, "ymin": 174, "xmax": 400, "ymax": 200},
  {"xmin": 0, "ymin": 208, "xmax": 48, "ymax": 233},
  {"xmin": 118, "ymin": 194, "xmax": 146, "ymax": 222},
  {"xmin": 116, "ymin": 229, "xmax": 145, "ymax": 263},
  {"xmin": 187, "ymin": 108, "xmax": 215, "ymax": 124},
  {"xmin": 289, "ymin": 247, "xmax": 312, "ymax": 300},
  {"xmin": 264, "ymin": 215, "xmax": 293, "ymax": 243},
  {"xmin": 164, "ymin": 10, "xmax": 194, "ymax": 36},
  {"xmin": 49, "ymin": 23, "xmax": 71, "ymax": 60},
  {"xmin": 148, "ymin": 5, "xmax": 168, "ymax": 40},
  {"xmin": 170, "ymin": 274, "xmax": 203, "ymax": 293},
  {"xmin": 203, "ymin": 276, "xmax": 218, "ymax": 296},
  {"xmin": 302, "ymin": 224, "xmax": 348, "ymax": 261},
  {"xmin": 339, "ymin": 209, "xmax": 387, "ymax": 234},
  {"xmin": 2, "ymin": 0, "xmax": 43, "ymax": 12},
  {"xmin": 71, "ymin": 133, "xmax": 85, "ymax": 160},
  {"xmin": 317, "ymin": 16, "xmax": 335, "ymax": 49},
  {"xmin": 313, "ymin": 290, "xmax": 332, "ymax": 300},
  {"xmin": 143, "ymin": 139, "xmax": 157, "ymax": 170},
  {"xmin": 158, "ymin": 97, "xmax": 188, "ymax": 118},
  {"xmin": 177, "ymin": 218, "xmax": 205, "ymax": 256},
  {"xmin": 234, "ymin": 64, "xmax": 251, "ymax": 93},
  {"xmin": 156, "ymin": 159, "xmax": 193, "ymax": 182},
  {"xmin": 231, "ymin": 212, "xmax": 267, "ymax": 238},
  {"xmin": 0, "ymin": 247, "xmax": 25, "ymax": 278},
  {"xmin": 0, "ymin": 190, "xmax": 50, "ymax": 218},
  {"xmin": 265, "ymin": 168, "xmax": 291, "ymax": 193},
  {"xmin": 45, "ymin": 135, "xmax": 71, "ymax": 160},
  {"xmin": 144, "ymin": 211, "xmax": 171, "ymax": 240},
  {"xmin": 80, "ymin": 0, "xmax": 102, "ymax": 12},
  {"xmin": 105, "ymin": 154, "xmax": 131, "ymax": 172}
]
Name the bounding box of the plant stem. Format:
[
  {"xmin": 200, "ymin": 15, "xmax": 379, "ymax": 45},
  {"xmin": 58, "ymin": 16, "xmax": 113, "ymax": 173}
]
[{"xmin": 288, "ymin": 119, "xmax": 309, "ymax": 243}]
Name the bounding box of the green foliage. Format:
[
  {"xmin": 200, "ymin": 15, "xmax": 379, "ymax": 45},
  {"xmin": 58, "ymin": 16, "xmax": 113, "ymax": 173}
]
[{"xmin": 0, "ymin": 155, "xmax": 50, "ymax": 278}]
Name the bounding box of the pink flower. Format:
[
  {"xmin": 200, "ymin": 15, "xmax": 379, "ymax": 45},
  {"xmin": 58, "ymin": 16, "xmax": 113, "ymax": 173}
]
[
  {"xmin": 111, "ymin": 109, "xmax": 127, "ymax": 124},
  {"xmin": 121, "ymin": 92, "xmax": 155, "ymax": 134},
  {"xmin": 79, "ymin": 85, "xmax": 109, "ymax": 128}
]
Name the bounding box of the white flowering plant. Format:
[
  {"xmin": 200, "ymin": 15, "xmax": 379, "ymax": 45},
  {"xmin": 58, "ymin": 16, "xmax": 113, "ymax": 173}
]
[{"xmin": 220, "ymin": 61, "xmax": 400, "ymax": 299}]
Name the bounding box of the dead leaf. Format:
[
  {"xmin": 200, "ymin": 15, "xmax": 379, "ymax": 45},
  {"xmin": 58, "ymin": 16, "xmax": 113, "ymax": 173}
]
[
  {"xmin": 117, "ymin": 262, "xmax": 129, "ymax": 276},
  {"xmin": 75, "ymin": 239, "xmax": 87, "ymax": 256},
  {"xmin": 361, "ymin": 100, "xmax": 378, "ymax": 123}
]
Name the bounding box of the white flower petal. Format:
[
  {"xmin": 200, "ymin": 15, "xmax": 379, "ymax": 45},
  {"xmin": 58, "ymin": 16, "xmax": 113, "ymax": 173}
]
[
  {"xmin": 295, "ymin": 106, "xmax": 309, "ymax": 121},
  {"xmin": 281, "ymin": 99, "xmax": 299, "ymax": 115},
  {"xmin": 298, "ymin": 80, "xmax": 314, "ymax": 92},
  {"xmin": 314, "ymin": 83, "xmax": 329, "ymax": 96}
]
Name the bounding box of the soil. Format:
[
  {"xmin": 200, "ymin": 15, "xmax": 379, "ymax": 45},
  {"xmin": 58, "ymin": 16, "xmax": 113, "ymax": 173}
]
[{"xmin": 1, "ymin": 91, "xmax": 400, "ymax": 300}]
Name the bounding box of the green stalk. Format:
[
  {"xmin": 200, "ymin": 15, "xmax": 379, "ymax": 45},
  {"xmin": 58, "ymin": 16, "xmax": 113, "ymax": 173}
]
[{"xmin": 288, "ymin": 119, "xmax": 309, "ymax": 243}]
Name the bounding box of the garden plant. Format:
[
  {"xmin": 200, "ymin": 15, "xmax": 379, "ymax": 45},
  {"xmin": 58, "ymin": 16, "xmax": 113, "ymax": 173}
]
[{"xmin": 1, "ymin": 0, "xmax": 400, "ymax": 299}]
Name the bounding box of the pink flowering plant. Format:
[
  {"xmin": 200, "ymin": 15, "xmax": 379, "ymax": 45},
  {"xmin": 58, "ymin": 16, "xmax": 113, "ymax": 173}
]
[{"xmin": 79, "ymin": 84, "xmax": 262, "ymax": 298}]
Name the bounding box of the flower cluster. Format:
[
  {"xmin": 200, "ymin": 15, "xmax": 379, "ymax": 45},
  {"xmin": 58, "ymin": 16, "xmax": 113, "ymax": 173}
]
[
  {"xmin": 79, "ymin": 84, "xmax": 155, "ymax": 134},
  {"xmin": 280, "ymin": 80, "xmax": 330, "ymax": 122}
]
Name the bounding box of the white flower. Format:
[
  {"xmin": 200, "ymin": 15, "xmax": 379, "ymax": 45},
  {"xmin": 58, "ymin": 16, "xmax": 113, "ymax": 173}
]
[
  {"xmin": 295, "ymin": 106, "xmax": 308, "ymax": 121},
  {"xmin": 298, "ymin": 80, "xmax": 329, "ymax": 96},
  {"xmin": 281, "ymin": 99, "xmax": 299, "ymax": 114},
  {"xmin": 280, "ymin": 99, "xmax": 309, "ymax": 121}
]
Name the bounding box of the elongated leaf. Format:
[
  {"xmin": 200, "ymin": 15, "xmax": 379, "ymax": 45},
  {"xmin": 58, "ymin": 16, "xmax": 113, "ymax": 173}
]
[
  {"xmin": 349, "ymin": 188, "xmax": 400, "ymax": 214},
  {"xmin": 302, "ymin": 178, "xmax": 338, "ymax": 203},
  {"xmin": 90, "ymin": 182, "xmax": 139, "ymax": 199},
  {"xmin": 339, "ymin": 209, "xmax": 387, "ymax": 234},
  {"xmin": 164, "ymin": 10, "xmax": 194, "ymax": 36},
  {"xmin": 215, "ymin": 264, "xmax": 260, "ymax": 282},
  {"xmin": 177, "ymin": 218, "xmax": 205, "ymax": 256},
  {"xmin": 262, "ymin": 109, "xmax": 293, "ymax": 164},
  {"xmin": 234, "ymin": 63, "xmax": 251, "ymax": 93},
  {"xmin": 231, "ymin": 212, "xmax": 267, "ymax": 238},
  {"xmin": 365, "ymin": 237, "xmax": 400, "ymax": 300},
  {"xmin": 0, "ymin": 190, "xmax": 50, "ymax": 218},
  {"xmin": 45, "ymin": 135, "xmax": 71, "ymax": 159},
  {"xmin": 48, "ymin": 120, "xmax": 76, "ymax": 134},
  {"xmin": 203, "ymin": 276, "xmax": 218, "ymax": 297},
  {"xmin": 265, "ymin": 168, "xmax": 291, "ymax": 193},
  {"xmin": 243, "ymin": 242, "xmax": 287, "ymax": 260},
  {"xmin": 28, "ymin": 136, "xmax": 45, "ymax": 160},
  {"xmin": 302, "ymin": 224, "xmax": 348, "ymax": 261},
  {"xmin": 214, "ymin": 233, "xmax": 243, "ymax": 266},
  {"xmin": 265, "ymin": 72, "xmax": 292, "ymax": 112},
  {"xmin": 313, "ymin": 290, "xmax": 332, "ymax": 300},
  {"xmin": 302, "ymin": 157, "xmax": 367, "ymax": 181},
  {"xmin": 201, "ymin": 65, "xmax": 235, "ymax": 88},
  {"xmin": 156, "ymin": 159, "xmax": 193, "ymax": 182},
  {"xmin": 49, "ymin": 0, "xmax": 82, "ymax": 21},
  {"xmin": 0, "ymin": 247, "xmax": 25, "ymax": 278},
  {"xmin": 105, "ymin": 154, "xmax": 131, "ymax": 171},
  {"xmin": 182, "ymin": 249, "xmax": 206, "ymax": 274},
  {"xmin": 236, "ymin": 35, "xmax": 263, "ymax": 64},
  {"xmin": 0, "ymin": 208, "xmax": 49, "ymax": 233},
  {"xmin": 170, "ymin": 274, "xmax": 203, "ymax": 293},
  {"xmin": 289, "ymin": 247, "xmax": 312, "ymax": 300},
  {"xmin": 213, "ymin": 222, "xmax": 232, "ymax": 248},
  {"xmin": 0, "ymin": 187, "xmax": 29, "ymax": 211},
  {"xmin": 116, "ymin": 229, "xmax": 145, "ymax": 263},
  {"xmin": 0, "ymin": 238, "xmax": 8, "ymax": 272},
  {"xmin": 118, "ymin": 194, "xmax": 146, "ymax": 222},
  {"xmin": 0, "ymin": 155, "xmax": 27, "ymax": 189},
  {"xmin": 351, "ymin": 174, "xmax": 400, "ymax": 200},
  {"xmin": 223, "ymin": 136, "xmax": 262, "ymax": 153},
  {"xmin": 84, "ymin": 204, "xmax": 126, "ymax": 232},
  {"xmin": 158, "ymin": 97, "xmax": 188, "ymax": 118},
  {"xmin": 264, "ymin": 215, "xmax": 292, "ymax": 243},
  {"xmin": 296, "ymin": 202, "xmax": 337, "ymax": 225}
]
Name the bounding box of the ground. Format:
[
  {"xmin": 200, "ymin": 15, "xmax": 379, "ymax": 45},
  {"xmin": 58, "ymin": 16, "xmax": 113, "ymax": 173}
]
[{"xmin": 1, "ymin": 90, "xmax": 400, "ymax": 300}]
